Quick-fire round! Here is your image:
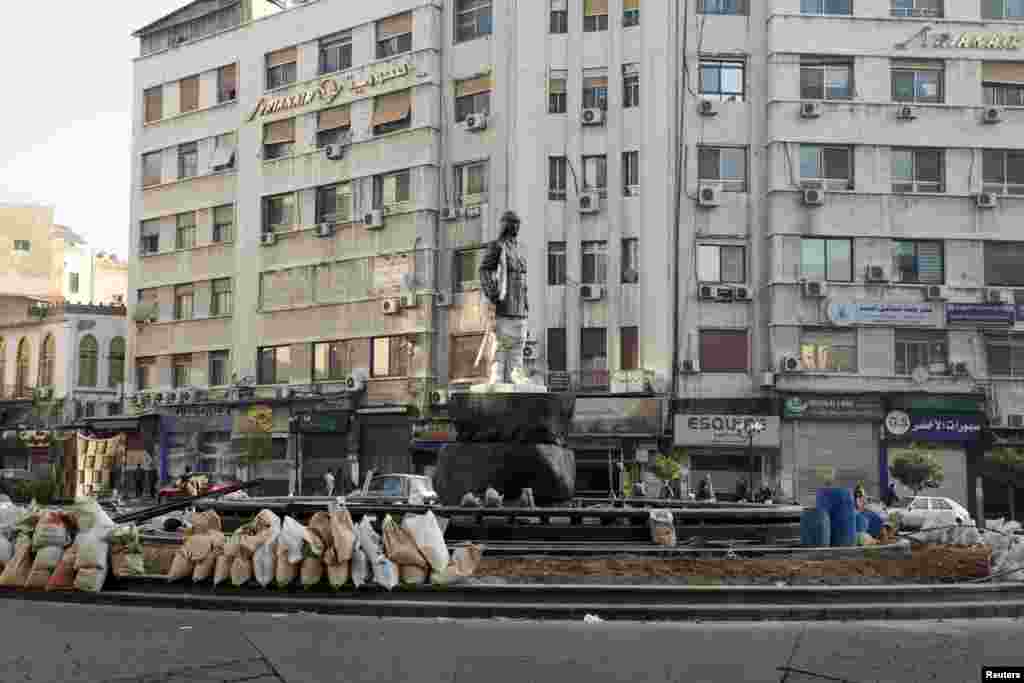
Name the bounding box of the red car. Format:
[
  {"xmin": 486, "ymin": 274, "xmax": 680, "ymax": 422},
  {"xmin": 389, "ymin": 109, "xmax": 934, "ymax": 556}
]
[{"xmin": 157, "ymin": 474, "xmax": 240, "ymax": 502}]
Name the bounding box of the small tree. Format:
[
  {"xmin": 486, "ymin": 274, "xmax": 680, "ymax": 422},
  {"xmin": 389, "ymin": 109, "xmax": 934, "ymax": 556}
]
[{"xmin": 889, "ymin": 448, "xmax": 944, "ymax": 496}]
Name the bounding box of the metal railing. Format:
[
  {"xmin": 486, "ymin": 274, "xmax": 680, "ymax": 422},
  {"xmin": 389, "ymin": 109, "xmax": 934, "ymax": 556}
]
[{"xmin": 546, "ymin": 371, "xmax": 655, "ymax": 394}]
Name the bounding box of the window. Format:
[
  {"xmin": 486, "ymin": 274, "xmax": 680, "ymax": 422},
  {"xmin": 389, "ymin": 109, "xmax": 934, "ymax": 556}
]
[
  {"xmin": 108, "ymin": 337, "xmax": 125, "ymax": 388},
  {"xmin": 13, "ymin": 240, "xmax": 30, "ymax": 252},
  {"xmin": 136, "ymin": 359, "xmax": 153, "ymax": 391},
  {"xmin": 584, "ymin": 0, "xmax": 609, "ymax": 31},
  {"xmin": 316, "ymin": 182, "xmax": 353, "ymax": 223},
  {"xmin": 983, "ymin": 0, "xmax": 1024, "ymax": 19},
  {"xmin": 174, "ymin": 284, "xmax": 195, "ymax": 320},
  {"xmin": 549, "ymin": 156, "xmax": 567, "ymax": 199},
  {"xmin": 699, "ymin": 60, "xmax": 745, "ymax": 101},
  {"xmin": 548, "ymin": 242, "xmax": 567, "ymax": 285},
  {"xmin": 142, "ymin": 151, "xmax": 162, "ymax": 187},
  {"xmin": 79, "ymin": 335, "xmax": 98, "ymax": 387},
  {"xmin": 549, "ymin": 70, "xmax": 567, "ymax": 113},
  {"xmin": 144, "ymin": 86, "xmax": 163, "ymax": 123},
  {"xmin": 217, "ymin": 63, "xmax": 237, "ymax": 103},
  {"xmin": 983, "ymin": 149, "xmax": 1024, "ymax": 195},
  {"xmin": 140, "ymin": 219, "xmax": 160, "ymax": 254},
  {"xmin": 373, "ymin": 170, "xmax": 412, "ymax": 207},
  {"xmin": 176, "ymin": 212, "xmax": 196, "ymax": 250},
  {"xmin": 455, "ymin": 76, "xmax": 492, "ymax": 122},
  {"xmin": 14, "ymin": 338, "xmax": 29, "ymax": 396},
  {"xmin": 0, "ymin": 338, "xmax": 5, "ymax": 390},
  {"xmin": 623, "ymin": 64, "xmax": 640, "ymax": 108},
  {"xmin": 172, "ymin": 354, "xmax": 193, "ymax": 388},
  {"xmin": 69, "ymin": 272, "xmax": 80, "ymax": 294},
  {"xmin": 455, "ymin": 161, "xmax": 488, "ymax": 205},
  {"xmin": 698, "ymin": 244, "xmax": 746, "ymax": 283},
  {"xmin": 213, "ymin": 205, "xmax": 234, "ymax": 243},
  {"xmin": 582, "ymin": 72, "xmax": 608, "ymax": 109},
  {"xmin": 893, "ymin": 240, "xmax": 943, "ymax": 283},
  {"xmin": 211, "ymin": 132, "xmax": 236, "ymax": 172},
  {"xmin": 455, "ymin": 248, "xmax": 484, "ymax": 291},
  {"xmin": 895, "ymin": 330, "xmax": 948, "ymax": 376},
  {"xmin": 582, "ymin": 241, "xmax": 608, "ymax": 284},
  {"xmin": 450, "ymin": 334, "xmax": 486, "ymax": 380},
  {"xmin": 179, "ymin": 75, "xmax": 199, "ymax": 113},
  {"xmin": 319, "ymin": 32, "xmax": 352, "ymax": 75},
  {"xmin": 700, "ymin": 330, "xmax": 749, "ymax": 373},
  {"xmin": 582, "ymin": 155, "xmax": 607, "ymax": 196},
  {"xmin": 801, "ymin": 0, "xmax": 852, "ymax": 14},
  {"xmin": 892, "ymin": 148, "xmax": 944, "ymax": 193},
  {"xmin": 550, "ymin": 0, "xmax": 568, "ymax": 33},
  {"xmin": 211, "ymin": 278, "xmax": 233, "ymax": 316},
  {"xmin": 892, "ymin": 60, "xmax": 944, "ymax": 103},
  {"xmin": 263, "ymin": 193, "xmax": 296, "ymax": 232},
  {"xmin": 698, "ymin": 147, "xmax": 747, "ymax": 191},
  {"xmin": 800, "ymin": 329, "xmax": 858, "ymax": 372},
  {"xmin": 622, "ymin": 238, "xmax": 639, "ymax": 284},
  {"xmin": 259, "ymin": 345, "xmax": 293, "ymax": 384},
  {"xmin": 891, "ymin": 0, "xmax": 943, "ymax": 17},
  {"xmin": 266, "ymin": 46, "xmax": 297, "ymax": 90},
  {"xmin": 580, "ymin": 328, "xmax": 608, "ymax": 389},
  {"xmin": 624, "ymin": 0, "xmax": 640, "ymax": 26},
  {"xmin": 623, "ymin": 150, "xmax": 639, "ymax": 194},
  {"xmin": 317, "ymin": 105, "xmax": 352, "ymax": 147},
  {"xmin": 986, "ymin": 334, "xmax": 1024, "ymax": 377},
  {"xmin": 456, "ymin": 0, "xmax": 492, "ymax": 42},
  {"xmin": 548, "ymin": 328, "xmax": 567, "ymax": 371},
  {"xmin": 985, "ymin": 242, "xmax": 1024, "ymax": 286},
  {"xmin": 698, "ymin": 0, "xmax": 749, "ymax": 14},
  {"xmin": 801, "ymin": 237, "xmax": 853, "ymax": 282},
  {"xmin": 209, "ymin": 350, "xmax": 229, "ymax": 386},
  {"xmin": 377, "ymin": 13, "xmax": 412, "ymax": 59},
  {"xmin": 263, "ymin": 118, "xmax": 295, "ymax": 160},
  {"xmin": 177, "ymin": 141, "xmax": 198, "ymax": 179},
  {"xmin": 800, "ymin": 57, "xmax": 853, "ymax": 100},
  {"xmin": 621, "ymin": 327, "xmax": 639, "ymax": 371},
  {"xmin": 372, "ymin": 89, "xmax": 412, "ymax": 135},
  {"xmin": 83, "ymin": 402, "xmax": 95, "ymax": 418},
  {"xmin": 799, "ymin": 145, "xmax": 853, "ymax": 189},
  {"xmin": 984, "ymin": 80, "xmax": 1024, "ymax": 106},
  {"xmin": 38, "ymin": 334, "xmax": 55, "ymax": 387},
  {"xmin": 372, "ymin": 336, "xmax": 411, "ymax": 378},
  {"xmin": 312, "ymin": 340, "xmax": 362, "ymax": 381}
]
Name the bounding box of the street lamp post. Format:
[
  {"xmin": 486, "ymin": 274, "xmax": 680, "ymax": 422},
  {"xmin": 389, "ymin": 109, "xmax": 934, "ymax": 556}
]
[{"xmin": 740, "ymin": 419, "xmax": 766, "ymax": 499}]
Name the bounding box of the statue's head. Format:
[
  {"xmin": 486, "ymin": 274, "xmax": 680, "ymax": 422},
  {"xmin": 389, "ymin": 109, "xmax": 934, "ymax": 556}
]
[{"xmin": 499, "ymin": 210, "xmax": 521, "ymax": 240}]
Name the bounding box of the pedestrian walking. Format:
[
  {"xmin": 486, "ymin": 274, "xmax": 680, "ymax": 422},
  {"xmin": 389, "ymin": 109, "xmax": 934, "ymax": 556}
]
[
  {"xmin": 135, "ymin": 463, "xmax": 144, "ymax": 499},
  {"xmin": 324, "ymin": 469, "xmax": 335, "ymax": 497},
  {"xmin": 697, "ymin": 473, "xmax": 714, "ymax": 501}
]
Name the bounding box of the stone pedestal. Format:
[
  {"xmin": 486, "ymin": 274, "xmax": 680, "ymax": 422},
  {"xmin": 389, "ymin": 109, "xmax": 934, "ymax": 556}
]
[{"xmin": 434, "ymin": 442, "xmax": 575, "ymax": 506}]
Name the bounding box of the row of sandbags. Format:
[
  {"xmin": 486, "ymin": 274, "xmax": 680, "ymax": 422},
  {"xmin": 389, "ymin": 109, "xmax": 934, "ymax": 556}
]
[{"xmin": 910, "ymin": 518, "xmax": 1024, "ymax": 582}]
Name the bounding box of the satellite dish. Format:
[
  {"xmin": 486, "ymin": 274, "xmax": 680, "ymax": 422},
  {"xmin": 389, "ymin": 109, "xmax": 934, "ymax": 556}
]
[{"xmin": 911, "ymin": 366, "xmax": 930, "ymax": 385}]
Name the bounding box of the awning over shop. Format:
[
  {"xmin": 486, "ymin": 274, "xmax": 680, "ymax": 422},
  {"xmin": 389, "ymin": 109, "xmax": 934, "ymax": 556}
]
[{"xmin": 410, "ymin": 440, "xmax": 453, "ymax": 452}]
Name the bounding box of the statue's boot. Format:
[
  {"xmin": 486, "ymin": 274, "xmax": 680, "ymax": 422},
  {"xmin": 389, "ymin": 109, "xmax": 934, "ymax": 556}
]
[
  {"xmin": 509, "ymin": 367, "xmax": 531, "ymax": 385},
  {"xmin": 489, "ymin": 360, "xmax": 506, "ymax": 384}
]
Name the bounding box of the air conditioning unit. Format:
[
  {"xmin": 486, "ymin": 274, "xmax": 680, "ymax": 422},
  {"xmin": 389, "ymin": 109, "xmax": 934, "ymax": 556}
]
[
  {"xmin": 315, "ymin": 222, "xmax": 335, "ymax": 238},
  {"xmin": 581, "ymin": 284, "xmax": 605, "ymax": 301},
  {"xmin": 523, "ymin": 342, "xmax": 538, "ymax": 360},
  {"xmin": 344, "ymin": 372, "xmax": 366, "ymax": 392},
  {"xmin": 381, "ymin": 297, "xmax": 402, "ymax": 314},
  {"xmin": 364, "ymin": 209, "xmax": 385, "ymax": 229},
  {"xmin": 435, "ymin": 289, "xmax": 451, "ymax": 307},
  {"xmin": 260, "ymin": 232, "xmax": 277, "ymax": 246},
  {"xmin": 951, "ymin": 361, "xmax": 970, "ymax": 377},
  {"xmin": 800, "ymin": 101, "xmax": 822, "ymax": 119},
  {"xmin": 977, "ymin": 192, "xmax": 998, "ymax": 209},
  {"xmin": 714, "ymin": 286, "xmax": 735, "ymax": 302},
  {"xmin": 802, "ymin": 187, "xmax": 825, "ymax": 206},
  {"xmin": 924, "ymin": 285, "xmax": 947, "ymax": 301},
  {"xmin": 429, "ymin": 389, "xmax": 449, "ymax": 406},
  {"xmin": 698, "ymin": 185, "xmax": 721, "ymax": 207},
  {"xmin": 760, "ymin": 371, "xmax": 775, "ymax": 388},
  {"xmin": 464, "ymin": 205, "xmax": 482, "ymax": 218},
  {"xmin": 803, "ymin": 280, "xmax": 828, "ymax": 298},
  {"xmin": 865, "ymin": 264, "xmax": 889, "ymax": 283},
  {"xmin": 139, "ymin": 394, "xmax": 152, "ymax": 407},
  {"xmin": 578, "ymin": 192, "xmax": 600, "ymax": 214},
  {"xmin": 400, "ymin": 292, "xmax": 416, "ymax": 309},
  {"xmin": 440, "ymin": 207, "xmax": 461, "ymax": 221},
  {"xmin": 781, "ymin": 354, "xmax": 802, "ymax": 373},
  {"xmin": 179, "ymin": 391, "xmax": 191, "ymax": 403},
  {"xmin": 896, "ymin": 105, "xmax": 916, "ymax": 120},
  {"xmin": 581, "ymin": 107, "xmax": 605, "ymax": 126},
  {"xmin": 698, "ymin": 99, "xmax": 719, "ymax": 117},
  {"xmin": 464, "ymin": 113, "xmax": 488, "ymax": 131},
  {"xmin": 985, "ymin": 288, "xmax": 1010, "ymax": 304},
  {"xmin": 733, "ymin": 286, "xmax": 752, "ymax": 301},
  {"xmin": 983, "ymin": 106, "xmax": 1003, "ymax": 124},
  {"xmin": 698, "ymin": 284, "xmax": 716, "ymax": 300},
  {"xmin": 1008, "ymin": 414, "xmax": 1024, "ymax": 428},
  {"xmin": 681, "ymin": 359, "xmax": 700, "ymax": 374}
]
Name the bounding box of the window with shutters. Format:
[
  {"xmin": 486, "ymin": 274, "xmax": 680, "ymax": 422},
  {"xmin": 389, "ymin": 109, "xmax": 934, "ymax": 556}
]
[
  {"xmin": 316, "ymin": 182, "xmax": 353, "ymax": 224},
  {"xmin": 108, "ymin": 337, "xmax": 125, "ymax": 388},
  {"xmin": 986, "ymin": 334, "xmax": 1024, "ymax": 377},
  {"xmin": 698, "ymin": 147, "xmax": 747, "ymax": 192},
  {"xmin": 698, "ymin": 244, "xmax": 746, "ymax": 284},
  {"xmin": 373, "ymin": 170, "xmax": 411, "ymax": 209},
  {"xmin": 582, "ymin": 155, "xmax": 607, "ymax": 196},
  {"xmin": 136, "ymin": 359, "xmax": 152, "ymax": 390},
  {"xmin": 800, "ymin": 145, "xmax": 853, "ymax": 189},
  {"xmin": 801, "ymin": 0, "xmax": 852, "ymax": 14},
  {"xmin": 209, "ymin": 350, "xmax": 230, "ymax": 386},
  {"xmin": 895, "ymin": 330, "xmax": 947, "ymax": 376},
  {"xmin": 584, "ymin": 0, "xmax": 609, "ymax": 31},
  {"xmin": 983, "ymin": 149, "xmax": 1024, "ymax": 195},
  {"xmin": 621, "ymin": 327, "xmax": 639, "ymax": 371},
  {"xmin": 699, "ymin": 330, "xmax": 749, "ymax": 372},
  {"xmin": 140, "ymin": 219, "xmax": 160, "ymax": 255},
  {"xmin": 176, "ymin": 211, "xmax": 196, "ymax": 250},
  {"xmin": 319, "ymin": 32, "xmax": 352, "ymax": 75},
  {"xmin": 317, "ymin": 105, "xmax": 352, "ymax": 148},
  {"xmin": 456, "ymin": 0, "xmax": 492, "ymax": 42},
  {"xmin": 455, "ymin": 76, "xmax": 492, "ymax": 122},
  {"xmin": 312, "ymin": 339, "xmax": 365, "ymax": 381},
  {"xmin": 582, "ymin": 241, "xmax": 608, "ymax": 284},
  {"xmin": 372, "ymin": 89, "xmax": 412, "ymax": 135},
  {"xmin": 891, "ymin": 149, "xmax": 944, "ymax": 193},
  {"xmin": 263, "ymin": 193, "xmax": 297, "ymax": 233},
  {"xmin": 455, "ymin": 248, "xmax": 485, "ymax": 292},
  {"xmin": 698, "ymin": 0, "xmax": 749, "ymax": 15},
  {"xmin": 211, "ymin": 132, "xmax": 236, "ymax": 172},
  {"xmin": 549, "ymin": 70, "xmax": 567, "ymax": 113},
  {"xmin": 550, "ymin": 0, "xmax": 568, "ymax": 33},
  {"xmin": 548, "ymin": 328, "xmax": 567, "ymax": 371},
  {"xmin": 266, "ymin": 46, "xmax": 297, "ymax": 90},
  {"xmin": 13, "ymin": 240, "xmax": 30, "ymax": 252},
  {"xmin": 623, "ymin": 150, "xmax": 639, "ymax": 195},
  {"xmin": 454, "ymin": 161, "xmax": 488, "ymax": 205},
  {"xmin": 549, "ymin": 156, "xmax": 567, "ymax": 199},
  {"xmin": 372, "ymin": 336, "xmax": 411, "ymax": 378},
  {"xmin": 582, "ymin": 70, "xmax": 608, "ymax": 109},
  {"xmin": 800, "ymin": 57, "xmax": 853, "ymax": 100},
  {"xmin": 179, "ymin": 75, "xmax": 199, "ymax": 112},
  {"xmin": 985, "ymin": 242, "xmax": 1024, "ymax": 286},
  {"xmin": 69, "ymin": 272, "xmax": 80, "ymax": 294},
  {"xmin": 624, "ymin": 0, "xmax": 640, "ymax": 26},
  {"xmin": 548, "ymin": 242, "xmax": 567, "ymax": 285},
  {"xmin": 79, "ymin": 336, "xmax": 98, "ymax": 387},
  {"xmin": 800, "ymin": 329, "xmax": 858, "ymax": 372},
  {"xmin": 259, "ymin": 345, "xmax": 293, "ymax": 384},
  {"xmin": 211, "ymin": 278, "xmax": 233, "ymax": 317},
  {"xmin": 983, "ymin": 0, "xmax": 1024, "ymax": 19},
  {"xmin": 450, "ymin": 334, "xmax": 487, "ymax": 380},
  {"xmin": 177, "ymin": 142, "xmax": 198, "ymax": 179},
  {"xmin": 377, "ymin": 13, "xmax": 413, "ymax": 59},
  {"xmin": 891, "ymin": 59, "xmax": 944, "ymax": 103},
  {"xmin": 622, "ymin": 239, "xmax": 639, "ymax": 284},
  {"xmin": 263, "ymin": 118, "xmax": 295, "ymax": 160},
  {"xmin": 172, "ymin": 354, "xmax": 193, "ymax": 388},
  {"xmin": 218, "ymin": 63, "xmax": 237, "ymax": 103},
  {"xmin": 174, "ymin": 284, "xmax": 195, "ymax": 321},
  {"xmin": 580, "ymin": 328, "xmax": 608, "ymax": 389},
  {"xmin": 801, "ymin": 237, "xmax": 853, "ymax": 282},
  {"xmin": 213, "ymin": 205, "xmax": 234, "ymax": 243},
  {"xmin": 699, "ymin": 59, "xmax": 745, "ymax": 101},
  {"xmin": 891, "ymin": 0, "xmax": 942, "ymax": 17},
  {"xmin": 623, "ymin": 64, "xmax": 640, "ymax": 107},
  {"xmin": 39, "ymin": 334, "xmax": 55, "ymax": 387},
  {"xmin": 144, "ymin": 86, "xmax": 163, "ymax": 123}
]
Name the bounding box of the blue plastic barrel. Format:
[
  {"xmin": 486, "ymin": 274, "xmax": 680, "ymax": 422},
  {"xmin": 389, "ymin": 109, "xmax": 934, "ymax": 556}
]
[
  {"xmin": 816, "ymin": 487, "xmax": 857, "ymax": 547},
  {"xmin": 862, "ymin": 510, "xmax": 884, "ymax": 538},
  {"xmin": 855, "ymin": 511, "xmax": 868, "ymax": 534},
  {"xmin": 800, "ymin": 508, "xmax": 831, "ymax": 547}
]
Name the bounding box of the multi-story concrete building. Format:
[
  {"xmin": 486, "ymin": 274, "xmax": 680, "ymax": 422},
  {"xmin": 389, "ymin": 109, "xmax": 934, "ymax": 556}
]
[{"xmin": 128, "ymin": 0, "xmax": 1024, "ymax": 511}]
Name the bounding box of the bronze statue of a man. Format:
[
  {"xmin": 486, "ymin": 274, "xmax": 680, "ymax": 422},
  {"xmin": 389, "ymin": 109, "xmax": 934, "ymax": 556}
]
[{"xmin": 477, "ymin": 210, "xmax": 530, "ymax": 385}]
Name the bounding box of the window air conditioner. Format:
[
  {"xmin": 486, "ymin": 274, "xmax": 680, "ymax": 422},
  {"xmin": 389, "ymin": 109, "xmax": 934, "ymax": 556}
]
[
  {"xmin": 429, "ymin": 389, "xmax": 449, "ymax": 406},
  {"xmin": 315, "ymin": 222, "xmax": 335, "ymax": 238},
  {"xmin": 1008, "ymin": 414, "xmax": 1024, "ymax": 428},
  {"xmin": 977, "ymin": 192, "xmax": 998, "ymax": 209},
  {"xmin": 985, "ymin": 288, "xmax": 1010, "ymax": 304},
  {"xmin": 400, "ymin": 292, "xmax": 416, "ymax": 309},
  {"xmin": 464, "ymin": 113, "xmax": 488, "ymax": 131},
  {"xmin": 714, "ymin": 286, "xmax": 735, "ymax": 302},
  {"xmin": 440, "ymin": 207, "xmax": 461, "ymax": 221},
  {"xmin": 325, "ymin": 144, "xmax": 346, "ymax": 160},
  {"xmin": 951, "ymin": 361, "xmax": 970, "ymax": 377},
  {"xmin": 578, "ymin": 191, "xmax": 600, "ymax": 213},
  {"xmin": 698, "ymin": 185, "xmax": 721, "ymax": 207},
  {"xmin": 802, "ymin": 187, "xmax": 825, "ymax": 206},
  {"xmin": 983, "ymin": 106, "xmax": 1003, "ymax": 124},
  {"xmin": 681, "ymin": 359, "xmax": 700, "ymax": 374},
  {"xmin": 381, "ymin": 297, "xmax": 402, "ymax": 314},
  {"xmin": 698, "ymin": 284, "xmax": 716, "ymax": 300},
  {"xmin": 435, "ymin": 289, "xmax": 451, "ymax": 307},
  {"xmin": 733, "ymin": 286, "xmax": 752, "ymax": 301},
  {"xmin": 260, "ymin": 232, "xmax": 277, "ymax": 246},
  {"xmin": 802, "ymin": 280, "xmax": 828, "ymax": 298},
  {"xmin": 581, "ymin": 108, "xmax": 605, "ymax": 126},
  {"xmin": 344, "ymin": 372, "xmax": 366, "ymax": 392},
  {"xmin": 364, "ymin": 209, "xmax": 385, "ymax": 229},
  {"xmin": 925, "ymin": 285, "xmax": 947, "ymax": 301},
  {"xmin": 865, "ymin": 264, "xmax": 889, "ymax": 283},
  {"xmin": 581, "ymin": 284, "xmax": 605, "ymax": 301},
  {"xmin": 464, "ymin": 205, "xmax": 482, "ymax": 218},
  {"xmin": 781, "ymin": 354, "xmax": 802, "ymax": 373},
  {"xmin": 179, "ymin": 391, "xmax": 191, "ymax": 403},
  {"xmin": 800, "ymin": 101, "xmax": 822, "ymax": 119},
  {"xmin": 523, "ymin": 342, "xmax": 538, "ymax": 360},
  {"xmin": 698, "ymin": 99, "xmax": 718, "ymax": 117},
  {"xmin": 896, "ymin": 105, "xmax": 916, "ymax": 120}
]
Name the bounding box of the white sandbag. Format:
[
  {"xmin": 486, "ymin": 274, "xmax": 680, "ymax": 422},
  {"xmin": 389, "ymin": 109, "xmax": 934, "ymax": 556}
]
[
  {"xmin": 74, "ymin": 566, "xmax": 108, "ymax": 593},
  {"xmin": 0, "ymin": 536, "xmax": 11, "ymax": 565},
  {"xmin": 993, "ymin": 540, "xmax": 1024, "ymax": 582},
  {"xmin": 356, "ymin": 517, "xmax": 381, "ymax": 560},
  {"xmin": 403, "ymin": 511, "xmax": 448, "ymax": 573},
  {"xmin": 648, "ymin": 509, "xmax": 677, "ymax": 547},
  {"xmin": 484, "ymin": 487, "xmax": 503, "ymax": 508},
  {"xmin": 373, "ymin": 557, "xmax": 398, "ymax": 591},
  {"xmin": 279, "ymin": 516, "xmax": 306, "ymax": 565},
  {"xmin": 75, "ymin": 536, "xmax": 110, "ymax": 572},
  {"xmin": 253, "ymin": 519, "xmax": 282, "ymax": 589},
  {"xmin": 32, "ymin": 545, "xmax": 64, "ymax": 571},
  {"xmin": 351, "ymin": 545, "xmax": 369, "ymax": 588},
  {"xmin": 74, "ymin": 497, "xmax": 114, "ymax": 533}
]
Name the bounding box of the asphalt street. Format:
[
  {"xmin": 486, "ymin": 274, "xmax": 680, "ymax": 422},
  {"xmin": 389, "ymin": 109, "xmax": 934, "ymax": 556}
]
[{"xmin": 1, "ymin": 599, "xmax": 1022, "ymax": 682}]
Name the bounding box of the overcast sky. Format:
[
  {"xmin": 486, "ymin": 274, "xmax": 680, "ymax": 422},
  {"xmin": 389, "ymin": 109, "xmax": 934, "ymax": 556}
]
[{"xmin": 0, "ymin": 1, "xmax": 187, "ymax": 258}]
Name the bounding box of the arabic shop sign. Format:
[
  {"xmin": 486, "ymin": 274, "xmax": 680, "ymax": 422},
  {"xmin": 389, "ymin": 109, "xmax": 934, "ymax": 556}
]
[
  {"xmin": 828, "ymin": 302, "xmax": 935, "ymax": 326},
  {"xmin": 885, "ymin": 411, "xmax": 981, "ymax": 442},
  {"xmin": 946, "ymin": 303, "xmax": 1016, "ymax": 326},
  {"xmin": 248, "ymin": 63, "xmax": 413, "ymax": 121},
  {"xmin": 896, "ymin": 25, "xmax": 1024, "ymax": 51},
  {"xmin": 783, "ymin": 395, "xmax": 884, "ymax": 421}
]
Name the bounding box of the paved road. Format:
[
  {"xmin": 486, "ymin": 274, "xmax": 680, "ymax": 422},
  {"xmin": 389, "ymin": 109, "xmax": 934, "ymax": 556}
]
[{"xmin": 1, "ymin": 599, "xmax": 1022, "ymax": 682}]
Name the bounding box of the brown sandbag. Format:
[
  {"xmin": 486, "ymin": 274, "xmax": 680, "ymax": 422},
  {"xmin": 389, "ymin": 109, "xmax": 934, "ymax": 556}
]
[
  {"xmin": 241, "ymin": 527, "xmax": 275, "ymax": 558},
  {"xmin": 189, "ymin": 510, "xmax": 222, "ymax": 536},
  {"xmin": 300, "ymin": 557, "xmax": 324, "ymax": 587},
  {"xmin": 308, "ymin": 512, "xmax": 333, "ymax": 550},
  {"xmin": 275, "ymin": 544, "xmax": 298, "ymax": 587},
  {"xmin": 399, "ymin": 564, "xmax": 429, "ymax": 585},
  {"xmin": 213, "ymin": 555, "xmax": 232, "ymax": 586},
  {"xmin": 184, "ymin": 535, "xmax": 214, "ymax": 563},
  {"xmin": 383, "ymin": 517, "xmax": 429, "ymax": 568},
  {"xmin": 24, "ymin": 567, "xmax": 52, "ymax": 590},
  {"xmin": 0, "ymin": 539, "xmax": 33, "ymax": 587},
  {"xmin": 448, "ymin": 544, "xmax": 484, "ymax": 579},
  {"xmin": 329, "ymin": 509, "xmax": 356, "ymax": 563},
  {"xmin": 193, "ymin": 555, "xmax": 217, "ymax": 583},
  {"xmin": 230, "ymin": 556, "xmax": 253, "ymax": 586},
  {"xmin": 47, "ymin": 546, "xmax": 78, "ymax": 591},
  {"xmin": 326, "ymin": 560, "xmax": 351, "ymax": 588},
  {"xmin": 167, "ymin": 548, "xmax": 193, "ymax": 582}
]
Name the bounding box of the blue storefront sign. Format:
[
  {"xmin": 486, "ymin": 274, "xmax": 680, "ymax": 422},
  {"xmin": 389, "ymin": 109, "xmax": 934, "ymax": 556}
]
[
  {"xmin": 885, "ymin": 410, "xmax": 981, "ymax": 442},
  {"xmin": 946, "ymin": 303, "xmax": 1015, "ymax": 325}
]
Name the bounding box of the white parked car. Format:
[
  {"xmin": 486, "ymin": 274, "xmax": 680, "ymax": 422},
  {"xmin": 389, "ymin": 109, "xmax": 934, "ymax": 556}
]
[{"xmin": 890, "ymin": 496, "xmax": 973, "ymax": 529}]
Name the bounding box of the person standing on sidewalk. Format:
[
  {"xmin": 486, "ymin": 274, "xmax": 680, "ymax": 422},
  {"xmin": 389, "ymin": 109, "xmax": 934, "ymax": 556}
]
[
  {"xmin": 135, "ymin": 463, "xmax": 144, "ymax": 499},
  {"xmin": 324, "ymin": 469, "xmax": 335, "ymax": 497}
]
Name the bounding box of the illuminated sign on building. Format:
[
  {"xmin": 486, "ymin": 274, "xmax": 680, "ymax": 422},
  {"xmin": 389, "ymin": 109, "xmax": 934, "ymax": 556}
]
[
  {"xmin": 248, "ymin": 63, "xmax": 414, "ymax": 121},
  {"xmin": 896, "ymin": 25, "xmax": 1024, "ymax": 50}
]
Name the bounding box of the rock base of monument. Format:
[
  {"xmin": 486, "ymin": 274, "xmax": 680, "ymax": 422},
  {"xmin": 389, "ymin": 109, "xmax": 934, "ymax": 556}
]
[
  {"xmin": 433, "ymin": 442, "xmax": 575, "ymax": 506},
  {"xmin": 468, "ymin": 382, "xmax": 548, "ymax": 394}
]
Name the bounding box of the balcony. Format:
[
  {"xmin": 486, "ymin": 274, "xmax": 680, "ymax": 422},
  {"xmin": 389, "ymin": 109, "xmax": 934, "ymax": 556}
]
[
  {"xmin": 0, "ymin": 384, "xmax": 35, "ymax": 402},
  {"xmin": 548, "ymin": 370, "xmax": 656, "ymax": 394}
]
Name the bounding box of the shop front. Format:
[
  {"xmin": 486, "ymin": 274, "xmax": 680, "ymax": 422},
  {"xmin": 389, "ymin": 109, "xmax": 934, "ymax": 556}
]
[
  {"xmin": 570, "ymin": 397, "xmax": 666, "ymax": 497},
  {"xmin": 293, "ymin": 406, "xmax": 355, "ymax": 495}
]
